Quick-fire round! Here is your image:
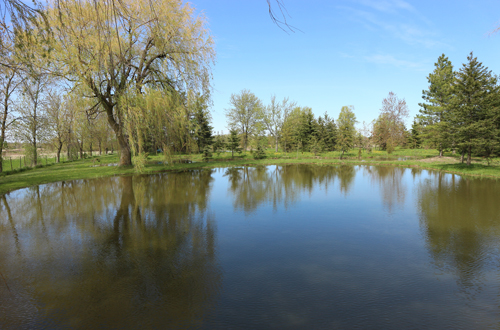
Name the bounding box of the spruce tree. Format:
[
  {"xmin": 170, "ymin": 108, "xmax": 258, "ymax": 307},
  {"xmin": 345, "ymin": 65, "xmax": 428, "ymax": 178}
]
[
  {"xmin": 228, "ymin": 129, "xmax": 242, "ymax": 158},
  {"xmin": 193, "ymin": 96, "xmax": 214, "ymax": 152},
  {"xmin": 451, "ymin": 52, "xmax": 499, "ymax": 165},
  {"xmin": 408, "ymin": 120, "xmax": 422, "ymax": 149},
  {"xmin": 323, "ymin": 113, "xmax": 338, "ymax": 151},
  {"xmin": 418, "ymin": 54, "xmax": 455, "ymax": 156},
  {"xmin": 212, "ymin": 134, "xmax": 225, "ymax": 157}
]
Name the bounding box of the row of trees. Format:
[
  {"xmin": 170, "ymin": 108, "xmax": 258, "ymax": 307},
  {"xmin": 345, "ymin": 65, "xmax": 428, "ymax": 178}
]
[
  {"xmin": 416, "ymin": 52, "xmax": 500, "ymax": 165},
  {"xmin": 221, "ymin": 52, "xmax": 500, "ymax": 166},
  {"xmin": 224, "ymin": 90, "xmax": 360, "ymax": 158},
  {"xmin": 223, "ymin": 89, "xmax": 413, "ymax": 158}
]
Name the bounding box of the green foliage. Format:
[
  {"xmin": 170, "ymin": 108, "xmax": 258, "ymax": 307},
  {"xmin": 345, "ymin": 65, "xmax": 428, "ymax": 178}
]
[
  {"xmin": 133, "ymin": 153, "xmax": 148, "ymax": 173},
  {"xmin": 192, "ymin": 94, "xmax": 214, "ymax": 152},
  {"xmin": 225, "ymin": 89, "xmax": 263, "ymax": 151},
  {"xmin": 418, "ymin": 54, "xmax": 455, "ymax": 155},
  {"xmin": 309, "ymin": 135, "xmax": 324, "ymax": 156},
  {"xmin": 317, "ymin": 112, "xmax": 337, "ymax": 151},
  {"xmin": 251, "ymin": 137, "xmax": 266, "ymax": 159},
  {"xmin": 451, "ymin": 52, "xmax": 500, "ymax": 165},
  {"xmin": 373, "ymin": 92, "xmax": 409, "ymax": 151},
  {"xmin": 336, "ymin": 105, "xmax": 357, "ymax": 158},
  {"xmin": 228, "ymin": 129, "xmax": 242, "ymax": 157},
  {"xmin": 408, "ymin": 120, "xmax": 423, "ymax": 149},
  {"xmin": 212, "ymin": 134, "xmax": 225, "ymax": 157},
  {"xmin": 386, "ymin": 139, "xmax": 395, "ymax": 154},
  {"xmin": 202, "ymin": 145, "xmax": 212, "ymax": 162},
  {"xmin": 23, "ymin": 144, "xmax": 36, "ymax": 166}
]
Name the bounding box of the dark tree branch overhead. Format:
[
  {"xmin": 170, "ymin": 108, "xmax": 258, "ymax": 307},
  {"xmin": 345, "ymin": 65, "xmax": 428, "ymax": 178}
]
[
  {"xmin": 2, "ymin": 0, "xmax": 300, "ymax": 34},
  {"xmin": 267, "ymin": 0, "xmax": 301, "ymax": 33}
]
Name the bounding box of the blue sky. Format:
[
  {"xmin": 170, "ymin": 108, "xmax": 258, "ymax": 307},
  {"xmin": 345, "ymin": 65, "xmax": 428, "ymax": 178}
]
[{"xmin": 191, "ymin": 0, "xmax": 500, "ymax": 133}]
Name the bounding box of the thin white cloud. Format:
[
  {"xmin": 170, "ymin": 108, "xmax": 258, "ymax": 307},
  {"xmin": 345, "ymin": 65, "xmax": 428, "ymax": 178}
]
[
  {"xmin": 354, "ymin": 0, "xmax": 415, "ymax": 14},
  {"xmin": 339, "ymin": 1, "xmax": 447, "ymax": 49},
  {"xmin": 364, "ymin": 54, "xmax": 424, "ymax": 69}
]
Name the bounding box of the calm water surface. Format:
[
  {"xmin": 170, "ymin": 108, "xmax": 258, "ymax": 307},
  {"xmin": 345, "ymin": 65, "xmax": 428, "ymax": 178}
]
[{"xmin": 1, "ymin": 165, "xmax": 500, "ymax": 329}]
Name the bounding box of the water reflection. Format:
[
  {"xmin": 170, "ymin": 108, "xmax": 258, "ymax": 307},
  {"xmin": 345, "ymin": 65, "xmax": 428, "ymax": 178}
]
[
  {"xmin": 0, "ymin": 171, "xmax": 221, "ymax": 329},
  {"xmin": 1, "ymin": 166, "xmax": 500, "ymax": 328},
  {"xmin": 416, "ymin": 172, "xmax": 500, "ymax": 294},
  {"xmin": 224, "ymin": 165, "xmax": 356, "ymax": 214},
  {"xmin": 362, "ymin": 166, "xmax": 408, "ymax": 212}
]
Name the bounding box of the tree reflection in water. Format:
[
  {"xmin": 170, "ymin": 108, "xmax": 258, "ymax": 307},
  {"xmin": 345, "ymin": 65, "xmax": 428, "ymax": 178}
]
[
  {"xmin": 224, "ymin": 165, "xmax": 356, "ymax": 214},
  {"xmin": 2, "ymin": 166, "xmax": 500, "ymax": 329},
  {"xmin": 0, "ymin": 171, "xmax": 221, "ymax": 329},
  {"xmin": 416, "ymin": 172, "xmax": 500, "ymax": 295}
]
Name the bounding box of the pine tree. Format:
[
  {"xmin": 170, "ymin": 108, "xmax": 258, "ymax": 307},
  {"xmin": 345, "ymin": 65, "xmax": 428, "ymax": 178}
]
[
  {"xmin": 212, "ymin": 134, "xmax": 225, "ymax": 157},
  {"xmin": 408, "ymin": 120, "xmax": 422, "ymax": 149},
  {"xmin": 323, "ymin": 113, "xmax": 338, "ymax": 151},
  {"xmin": 202, "ymin": 145, "xmax": 212, "ymax": 162},
  {"xmin": 419, "ymin": 54, "xmax": 455, "ymax": 156},
  {"xmin": 192, "ymin": 95, "xmax": 214, "ymax": 153},
  {"xmin": 296, "ymin": 107, "xmax": 316, "ymax": 152},
  {"xmin": 451, "ymin": 52, "xmax": 500, "ymax": 166},
  {"xmin": 228, "ymin": 129, "xmax": 242, "ymax": 158}
]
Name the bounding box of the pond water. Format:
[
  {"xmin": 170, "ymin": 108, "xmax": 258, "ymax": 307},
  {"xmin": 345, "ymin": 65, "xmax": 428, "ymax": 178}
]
[{"xmin": 1, "ymin": 165, "xmax": 499, "ymax": 329}]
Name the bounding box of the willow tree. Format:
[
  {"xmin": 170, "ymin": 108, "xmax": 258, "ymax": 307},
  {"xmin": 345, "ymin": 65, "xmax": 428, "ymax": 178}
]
[{"xmin": 42, "ymin": 0, "xmax": 215, "ymax": 165}]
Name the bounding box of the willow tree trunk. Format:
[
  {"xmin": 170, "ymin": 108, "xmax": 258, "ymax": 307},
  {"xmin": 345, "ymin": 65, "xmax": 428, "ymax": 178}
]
[{"xmin": 104, "ymin": 105, "xmax": 132, "ymax": 166}]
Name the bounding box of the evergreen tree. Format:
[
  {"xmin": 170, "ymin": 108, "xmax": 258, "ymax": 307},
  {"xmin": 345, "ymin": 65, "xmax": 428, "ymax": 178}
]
[
  {"xmin": 228, "ymin": 128, "xmax": 242, "ymax": 157},
  {"xmin": 192, "ymin": 95, "xmax": 213, "ymax": 153},
  {"xmin": 212, "ymin": 134, "xmax": 225, "ymax": 157},
  {"xmin": 296, "ymin": 107, "xmax": 316, "ymax": 152},
  {"xmin": 408, "ymin": 120, "xmax": 422, "ymax": 149},
  {"xmin": 202, "ymin": 145, "xmax": 212, "ymax": 162},
  {"xmin": 323, "ymin": 113, "xmax": 338, "ymax": 151},
  {"xmin": 336, "ymin": 105, "xmax": 357, "ymax": 159},
  {"xmin": 451, "ymin": 52, "xmax": 500, "ymax": 166},
  {"xmin": 419, "ymin": 54, "xmax": 455, "ymax": 156},
  {"xmin": 309, "ymin": 135, "xmax": 324, "ymax": 156},
  {"xmin": 251, "ymin": 135, "xmax": 266, "ymax": 159}
]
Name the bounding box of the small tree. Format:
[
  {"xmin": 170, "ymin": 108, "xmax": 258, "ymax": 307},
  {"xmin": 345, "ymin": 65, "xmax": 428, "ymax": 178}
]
[
  {"xmin": 227, "ymin": 129, "xmax": 242, "ymax": 158},
  {"xmin": 252, "ymin": 136, "xmax": 266, "ymax": 159},
  {"xmin": 202, "ymin": 145, "xmax": 212, "ymax": 162},
  {"xmin": 212, "ymin": 134, "xmax": 225, "ymax": 157},
  {"xmin": 309, "ymin": 135, "xmax": 323, "ymax": 156}
]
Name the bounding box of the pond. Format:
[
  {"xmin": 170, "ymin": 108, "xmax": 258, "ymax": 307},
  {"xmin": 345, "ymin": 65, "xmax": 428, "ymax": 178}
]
[{"xmin": 0, "ymin": 165, "xmax": 499, "ymax": 329}]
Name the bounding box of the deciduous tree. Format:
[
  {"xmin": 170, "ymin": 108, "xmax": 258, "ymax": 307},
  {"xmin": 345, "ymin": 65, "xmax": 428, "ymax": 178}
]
[
  {"xmin": 42, "ymin": 0, "xmax": 215, "ymax": 166},
  {"xmin": 225, "ymin": 89, "xmax": 262, "ymax": 151},
  {"xmin": 260, "ymin": 95, "xmax": 296, "ymax": 152},
  {"xmin": 336, "ymin": 105, "xmax": 357, "ymax": 158}
]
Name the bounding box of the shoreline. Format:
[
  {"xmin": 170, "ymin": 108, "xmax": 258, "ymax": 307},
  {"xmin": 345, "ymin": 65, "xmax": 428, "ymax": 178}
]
[{"xmin": 1, "ymin": 153, "xmax": 499, "ymax": 196}]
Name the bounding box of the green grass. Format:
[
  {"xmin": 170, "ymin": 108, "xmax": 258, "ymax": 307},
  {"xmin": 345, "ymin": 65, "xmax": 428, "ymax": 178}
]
[{"xmin": 1, "ymin": 148, "xmax": 499, "ymax": 196}]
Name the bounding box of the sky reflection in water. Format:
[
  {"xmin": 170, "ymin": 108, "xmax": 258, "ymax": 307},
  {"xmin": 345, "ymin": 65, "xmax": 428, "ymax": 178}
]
[{"xmin": 1, "ymin": 165, "xmax": 499, "ymax": 329}]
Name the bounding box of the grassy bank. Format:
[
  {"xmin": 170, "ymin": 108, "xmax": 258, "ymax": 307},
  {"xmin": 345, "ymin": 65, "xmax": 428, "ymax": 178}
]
[{"xmin": 1, "ymin": 148, "xmax": 499, "ymax": 196}]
